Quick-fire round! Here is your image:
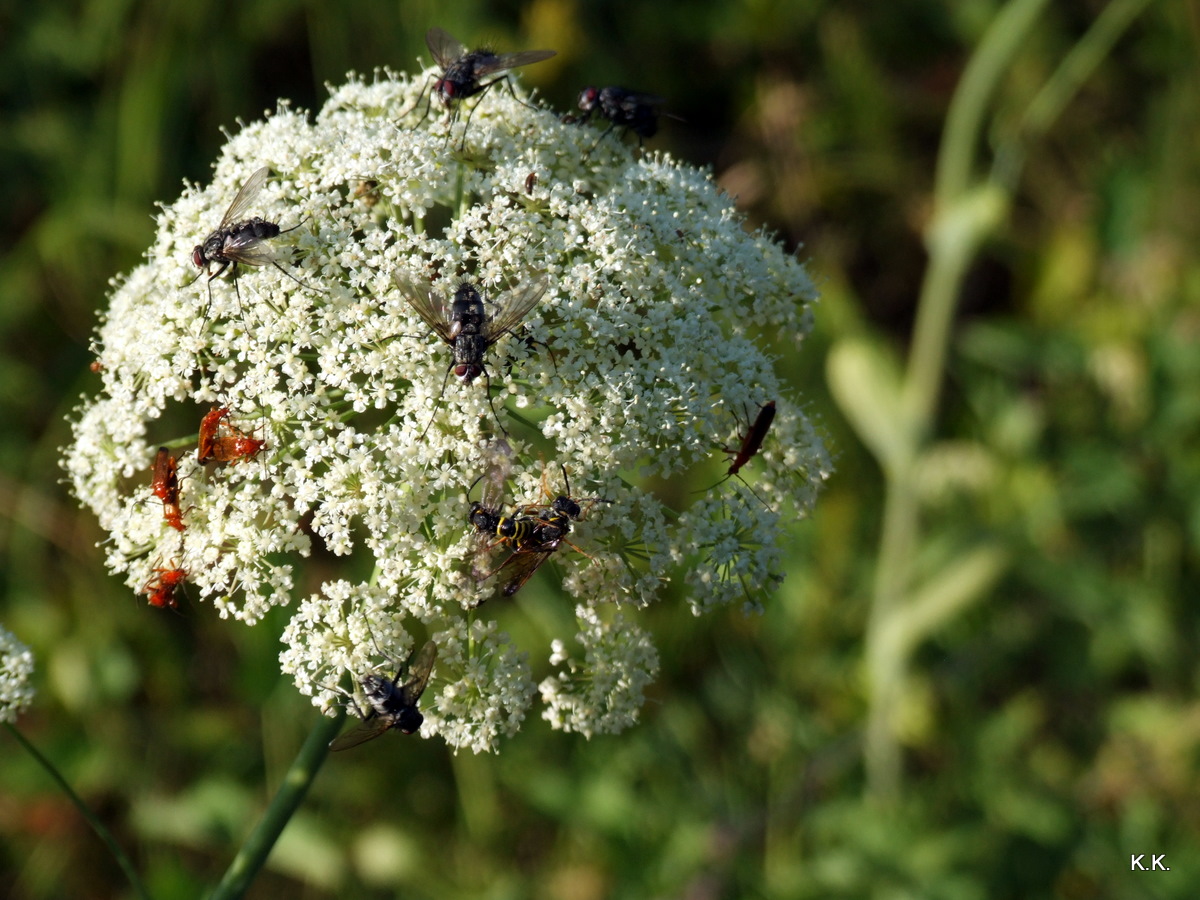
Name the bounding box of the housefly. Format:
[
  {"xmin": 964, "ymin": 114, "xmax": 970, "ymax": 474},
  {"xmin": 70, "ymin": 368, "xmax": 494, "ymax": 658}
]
[
  {"xmin": 188, "ymin": 166, "xmax": 317, "ymax": 324},
  {"xmin": 569, "ymin": 86, "xmax": 668, "ymax": 153},
  {"xmin": 392, "ymin": 273, "xmax": 549, "ymax": 437},
  {"xmin": 419, "ymin": 27, "xmax": 556, "ymax": 145},
  {"xmin": 329, "ymin": 640, "xmax": 438, "ymax": 750}
]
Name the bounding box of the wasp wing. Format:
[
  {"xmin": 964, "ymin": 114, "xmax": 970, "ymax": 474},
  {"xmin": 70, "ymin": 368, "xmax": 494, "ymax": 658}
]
[
  {"xmin": 217, "ymin": 166, "xmax": 269, "ymax": 229},
  {"xmin": 426, "ymin": 27, "xmax": 467, "ymax": 69},
  {"xmin": 495, "ymin": 541, "xmax": 559, "ymax": 597},
  {"xmin": 485, "ymin": 276, "xmax": 549, "ymax": 340},
  {"xmin": 478, "ymin": 455, "xmax": 512, "ymax": 515},
  {"xmin": 398, "ymin": 640, "xmax": 438, "ymax": 706}
]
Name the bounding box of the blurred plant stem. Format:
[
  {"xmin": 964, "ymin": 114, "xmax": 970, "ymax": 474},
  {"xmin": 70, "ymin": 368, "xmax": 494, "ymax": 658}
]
[
  {"xmin": 6, "ymin": 723, "xmax": 151, "ymax": 900},
  {"xmin": 207, "ymin": 709, "xmax": 345, "ymax": 900},
  {"xmin": 831, "ymin": 0, "xmax": 1152, "ymax": 802}
]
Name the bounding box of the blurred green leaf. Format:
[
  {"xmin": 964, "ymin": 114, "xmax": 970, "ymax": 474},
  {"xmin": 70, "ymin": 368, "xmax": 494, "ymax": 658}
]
[{"xmin": 827, "ymin": 336, "xmax": 914, "ymax": 474}]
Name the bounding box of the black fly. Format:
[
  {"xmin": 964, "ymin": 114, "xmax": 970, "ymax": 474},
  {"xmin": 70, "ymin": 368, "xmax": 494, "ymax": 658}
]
[
  {"xmin": 418, "ymin": 27, "xmax": 556, "ymax": 146},
  {"xmin": 329, "ymin": 640, "xmax": 438, "ymax": 751},
  {"xmin": 568, "ymin": 86, "xmax": 669, "ymax": 154},
  {"xmin": 393, "ymin": 273, "xmax": 549, "ymax": 437},
  {"xmin": 188, "ymin": 166, "xmax": 319, "ymax": 325}
]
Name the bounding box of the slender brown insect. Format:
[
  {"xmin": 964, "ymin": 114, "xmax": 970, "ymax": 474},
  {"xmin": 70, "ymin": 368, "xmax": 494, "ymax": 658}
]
[
  {"xmin": 150, "ymin": 446, "xmax": 186, "ymax": 532},
  {"xmin": 724, "ymin": 400, "xmax": 775, "ymax": 479},
  {"xmin": 142, "ymin": 565, "xmax": 187, "ymax": 609},
  {"xmin": 197, "ymin": 407, "xmax": 266, "ymax": 464},
  {"xmin": 702, "ymin": 401, "xmax": 777, "ymax": 494},
  {"xmin": 524, "ymin": 172, "xmax": 538, "ymax": 194}
]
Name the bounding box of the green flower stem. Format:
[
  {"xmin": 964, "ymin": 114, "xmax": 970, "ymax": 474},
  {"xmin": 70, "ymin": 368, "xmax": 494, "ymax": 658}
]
[
  {"xmin": 994, "ymin": 0, "xmax": 1154, "ymax": 191},
  {"xmin": 933, "ymin": 0, "xmax": 1051, "ymax": 205},
  {"xmin": 865, "ymin": 0, "xmax": 1153, "ymax": 801},
  {"xmin": 207, "ymin": 709, "xmax": 346, "ymax": 900},
  {"xmin": 5, "ymin": 723, "xmax": 151, "ymax": 900},
  {"xmin": 865, "ymin": 0, "xmax": 1045, "ymax": 802},
  {"xmin": 1018, "ymin": 0, "xmax": 1153, "ymax": 147}
]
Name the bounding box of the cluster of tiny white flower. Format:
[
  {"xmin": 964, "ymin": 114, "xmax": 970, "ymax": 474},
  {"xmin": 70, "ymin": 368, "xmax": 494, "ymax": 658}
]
[
  {"xmin": 63, "ymin": 59, "xmax": 830, "ymax": 752},
  {"xmin": 539, "ymin": 605, "xmax": 659, "ymax": 737},
  {"xmin": 0, "ymin": 625, "xmax": 35, "ymax": 725}
]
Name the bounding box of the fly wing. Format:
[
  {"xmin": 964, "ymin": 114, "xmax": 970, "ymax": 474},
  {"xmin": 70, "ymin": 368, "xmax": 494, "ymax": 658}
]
[
  {"xmin": 617, "ymin": 90, "xmax": 666, "ymax": 111},
  {"xmin": 485, "ymin": 276, "xmax": 549, "ymax": 339},
  {"xmin": 398, "ymin": 640, "xmax": 438, "ymax": 706},
  {"xmin": 329, "ymin": 714, "xmax": 393, "ymax": 751},
  {"xmin": 220, "ymin": 232, "xmax": 288, "ymax": 268},
  {"xmin": 218, "ymin": 166, "xmax": 269, "ymax": 229},
  {"xmin": 474, "ymin": 48, "xmax": 557, "ymax": 78},
  {"xmin": 393, "ymin": 272, "xmax": 455, "ymax": 343},
  {"xmin": 426, "ymin": 27, "xmax": 467, "ymax": 69}
]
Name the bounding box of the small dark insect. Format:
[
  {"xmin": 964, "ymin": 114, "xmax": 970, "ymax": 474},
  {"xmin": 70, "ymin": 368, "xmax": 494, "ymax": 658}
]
[
  {"xmin": 197, "ymin": 407, "xmax": 266, "ymax": 464},
  {"xmin": 487, "ymin": 508, "xmax": 584, "ymax": 599},
  {"xmin": 723, "ymin": 400, "xmax": 776, "ymax": 479},
  {"xmin": 467, "ymin": 451, "xmax": 527, "ymax": 545},
  {"xmin": 478, "ymin": 468, "xmax": 611, "ymax": 598},
  {"xmin": 524, "ymin": 172, "xmax": 538, "ymax": 195},
  {"xmin": 353, "ymin": 179, "xmax": 380, "ymax": 207},
  {"xmin": 188, "ymin": 166, "xmax": 318, "ymax": 324},
  {"xmin": 329, "ymin": 640, "xmax": 439, "ymax": 750},
  {"xmin": 393, "ymin": 273, "xmax": 549, "ymax": 437},
  {"xmin": 568, "ymin": 86, "xmax": 668, "ymax": 153},
  {"xmin": 151, "ymin": 446, "xmax": 186, "ymax": 532},
  {"xmin": 702, "ymin": 401, "xmax": 777, "ymax": 497},
  {"xmin": 418, "ymin": 27, "xmax": 556, "ymax": 147},
  {"xmin": 143, "ymin": 565, "xmax": 187, "ymax": 609},
  {"xmin": 466, "ymin": 453, "xmax": 552, "ymax": 590},
  {"xmin": 89, "ymin": 360, "xmax": 104, "ymax": 373}
]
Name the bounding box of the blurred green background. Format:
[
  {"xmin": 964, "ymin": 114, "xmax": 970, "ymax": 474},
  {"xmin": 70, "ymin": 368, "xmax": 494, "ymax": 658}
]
[{"xmin": 3, "ymin": 0, "xmax": 1198, "ymax": 897}]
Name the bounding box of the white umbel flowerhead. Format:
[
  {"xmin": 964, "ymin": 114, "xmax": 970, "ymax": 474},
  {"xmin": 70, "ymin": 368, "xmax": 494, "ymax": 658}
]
[
  {"xmin": 64, "ymin": 64, "xmax": 830, "ymax": 752},
  {"xmin": 0, "ymin": 625, "xmax": 35, "ymax": 725}
]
